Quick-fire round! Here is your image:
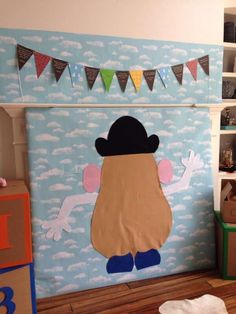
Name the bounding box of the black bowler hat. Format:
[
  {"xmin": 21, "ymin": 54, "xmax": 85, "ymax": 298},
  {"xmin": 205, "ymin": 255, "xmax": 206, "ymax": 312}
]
[{"xmin": 95, "ymin": 116, "xmax": 159, "ymax": 157}]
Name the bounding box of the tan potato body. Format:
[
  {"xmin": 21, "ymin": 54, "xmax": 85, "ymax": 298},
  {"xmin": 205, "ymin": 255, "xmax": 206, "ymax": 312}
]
[{"xmin": 91, "ymin": 153, "xmax": 172, "ymax": 258}]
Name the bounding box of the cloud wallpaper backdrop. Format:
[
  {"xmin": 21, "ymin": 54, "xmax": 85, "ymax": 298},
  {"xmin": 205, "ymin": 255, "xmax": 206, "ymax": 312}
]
[
  {"xmin": 26, "ymin": 107, "xmax": 215, "ymax": 298},
  {"xmin": 0, "ymin": 28, "xmax": 222, "ymax": 104},
  {"xmin": 0, "ymin": 28, "xmax": 222, "ymax": 298}
]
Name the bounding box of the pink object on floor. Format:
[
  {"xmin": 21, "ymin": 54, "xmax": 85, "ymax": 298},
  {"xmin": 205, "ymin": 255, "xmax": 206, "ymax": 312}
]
[{"xmin": 0, "ymin": 177, "xmax": 7, "ymax": 187}]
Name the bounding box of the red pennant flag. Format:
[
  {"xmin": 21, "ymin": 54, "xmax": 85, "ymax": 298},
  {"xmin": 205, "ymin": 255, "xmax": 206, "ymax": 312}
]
[
  {"xmin": 186, "ymin": 59, "xmax": 198, "ymax": 81},
  {"xmin": 34, "ymin": 51, "xmax": 51, "ymax": 78},
  {"xmin": 85, "ymin": 67, "xmax": 100, "ymax": 89},
  {"xmin": 52, "ymin": 58, "xmax": 68, "ymax": 82},
  {"xmin": 17, "ymin": 44, "xmax": 33, "ymax": 70},
  {"xmin": 198, "ymin": 55, "xmax": 209, "ymax": 75},
  {"xmin": 143, "ymin": 70, "xmax": 156, "ymax": 91},
  {"xmin": 171, "ymin": 64, "xmax": 184, "ymax": 85}
]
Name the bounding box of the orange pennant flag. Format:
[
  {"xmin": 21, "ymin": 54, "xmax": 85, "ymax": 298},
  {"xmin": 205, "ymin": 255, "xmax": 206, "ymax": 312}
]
[{"xmin": 129, "ymin": 70, "xmax": 143, "ymax": 92}]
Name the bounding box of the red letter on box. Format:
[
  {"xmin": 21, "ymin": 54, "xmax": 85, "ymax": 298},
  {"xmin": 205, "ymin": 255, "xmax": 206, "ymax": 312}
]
[{"xmin": 0, "ymin": 214, "xmax": 11, "ymax": 249}]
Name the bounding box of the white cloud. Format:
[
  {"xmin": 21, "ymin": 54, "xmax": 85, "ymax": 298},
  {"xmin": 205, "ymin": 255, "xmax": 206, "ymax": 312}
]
[
  {"xmin": 80, "ymin": 96, "xmax": 98, "ymax": 103},
  {"xmin": 74, "ymin": 273, "xmax": 86, "ymax": 279},
  {"xmin": 0, "ymin": 73, "xmax": 18, "ymax": 80},
  {"xmin": 0, "ymin": 35, "xmax": 17, "ymax": 44},
  {"xmin": 88, "ymin": 112, "xmax": 108, "ymax": 119},
  {"xmin": 67, "ymin": 262, "xmax": 87, "ymax": 271},
  {"xmin": 106, "ymin": 94, "xmax": 128, "ymax": 101},
  {"xmin": 167, "ymin": 235, "xmax": 185, "ymax": 242},
  {"xmin": 49, "ymin": 36, "xmax": 64, "ymax": 41},
  {"xmin": 179, "ymin": 214, "xmax": 193, "ymax": 220},
  {"xmin": 37, "ymin": 168, "xmax": 64, "ymax": 180},
  {"xmin": 142, "ymin": 45, "xmax": 157, "ymax": 51},
  {"xmin": 57, "ymin": 284, "xmax": 79, "ymax": 293},
  {"xmin": 172, "ymin": 204, "xmax": 186, "ymax": 211},
  {"xmin": 60, "ymin": 51, "xmax": 73, "ymax": 57},
  {"xmin": 44, "ymin": 266, "xmax": 63, "ymax": 272},
  {"xmin": 61, "ymin": 40, "xmax": 82, "ymax": 49},
  {"xmin": 38, "ymin": 245, "xmax": 51, "ymax": 251},
  {"xmin": 52, "ymin": 252, "xmax": 75, "ymax": 260},
  {"xmin": 119, "ymin": 55, "xmax": 130, "ymax": 60},
  {"xmin": 193, "ymin": 199, "xmax": 212, "ymax": 207},
  {"xmin": 65, "ymin": 129, "xmax": 90, "ymax": 137},
  {"xmin": 22, "ymin": 36, "xmax": 42, "ymax": 42},
  {"xmin": 87, "ymin": 41, "xmax": 104, "ymax": 47},
  {"xmin": 35, "ymin": 133, "xmax": 60, "ymax": 142},
  {"xmin": 47, "ymin": 92, "xmax": 72, "ymax": 101},
  {"xmin": 33, "ymin": 86, "xmax": 45, "ymax": 92},
  {"xmin": 52, "ymin": 147, "xmax": 73, "ymax": 155},
  {"xmin": 29, "ymin": 148, "xmax": 47, "ymax": 154},
  {"xmin": 47, "ymin": 121, "xmax": 61, "ymax": 128},
  {"xmin": 132, "ymin": 97, "xmax": 150, "ymax": 104},
  {"xmin": 191, "ymin": 229, "xmax": 209, "ymax": 237},
  {"xmin": 177, "ymin": 126, "xmax": 196, "ymax": 134},
  {"xmin": 83, "ymin": 51, "xmax": 96, "ymax": 57},
  {"xmin": 109, "ymin": 40, "xmax": 123, "ymax": 45},
  {"xmin": 183, "ymin": 195, "xmax": 192, "ymax": 200},
  {"xmin": 101, "ymin": 60, "xmax": 122, "ymax": 68},
  {"xmin": 80, "ymin": 244, "xmax": 93, "ymax": 253},
  {"xmin": 49, "ymin": 184, "xmax": 72, "ymax": 191},
  {"xmin": 167, "ymin": 142, "xmax": 184, "ymax": 150},
  {"xmin": 117, "ymin": 274, "xmax": 137, "ymax": 282},
  {"xmin": 158, "ymin": 130, "xmax": 173, "ymax": 137},
  {"xmin": 172, "ymin": 48, "xmax": 188, "ymax": 56},
  {"xmin": 89, "ymin": 276, "xmax": 111, "ymax": 283},
  {"xmin": 50, "ymin": 110, "xmax": 70, "ymax": 117},
  {"xmin": 120, "ymin": 45, "xmax": 138, "ymax": 53},
  {"xmin": 27, "ymin": 112, "xmax": 45, "ymax": 120},
  {"xmin": 171, "ymin": 264, "xmax": 188, "ymax": 272},
  {"xmin": 182, "ymin": 97, "xmax": 197, "ymax": 104},
  {"xmin": 180, "ymin": 245, "xmax": 196, "ymax": 254}
]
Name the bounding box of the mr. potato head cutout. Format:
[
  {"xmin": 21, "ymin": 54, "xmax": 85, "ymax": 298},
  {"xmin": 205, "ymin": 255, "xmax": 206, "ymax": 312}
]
[{"xmin": 91, "ymin": 116, "xmax": 172, "ymax": 274}]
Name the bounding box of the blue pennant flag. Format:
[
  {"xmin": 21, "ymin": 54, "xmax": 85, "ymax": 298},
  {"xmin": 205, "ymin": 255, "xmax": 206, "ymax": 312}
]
[
  {"xmin": 157, "ymin": 67, "xmax": 171, "ymax": 88},
  {"xmin": 68, "ymin": 63, "xmax": 84, "ymax": 87}
]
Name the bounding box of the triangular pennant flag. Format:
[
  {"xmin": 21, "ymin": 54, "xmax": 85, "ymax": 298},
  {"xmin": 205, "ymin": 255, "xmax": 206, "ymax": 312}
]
[
  {"xmin": 186, "ymin": 59, "xmax": 198, "ymax": 81},
  {"xmin": 52, "ymin": 58, "xmax": 68, "ymax": 82},
  {"xmin": 85, "ymin": 66, "xmax": 100, "ymax": 89},
  {"xmin": 34, "ymin": 51, "xmax": 51, "ymax": 78},
  {"xmin": 143, "ymin": 70, "xmax": 156, "ymax": 91},
  {"xmin": 17, "ymin": 44, "xmax": 33, "ymax": 70},
  {"xmin": 157, "ymin": 67, "xmax": 171, "ymax": 88},
  {"xmin": 171, "ymin": 64, "xmax": 184, "ymax": 85},
  {"xmin": 198, "ymin": 55, "xmax": 209, "ymax": 75},
  {"xmin": 130, "ymin": 70, "xmax": 143, "ymax": 92},
  {"xmin": 100, "ymin": 69, "xmax": 115, "ymax": 92},
  {"xmin": 68, "ymin": 63, "xmax": 84, "ymax": 87},
  {"xmin": 116, "ymin": 71, "xmax": 129, "ymax": 92}
]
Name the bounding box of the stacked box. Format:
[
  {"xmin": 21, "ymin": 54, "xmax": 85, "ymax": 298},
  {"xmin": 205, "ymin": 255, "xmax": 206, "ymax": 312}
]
[
  {"xmin": 215, "ymin": 211, "xmax": 236, "ymax": 279},
  {"xmin": 0, "ymin": 181, "xmax": 36, "ymax": 314}
]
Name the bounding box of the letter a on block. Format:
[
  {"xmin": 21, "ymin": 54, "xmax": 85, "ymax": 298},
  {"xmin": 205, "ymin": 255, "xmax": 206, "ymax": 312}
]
[{"xmin": 0, "ymin": 215, "xmax": 11, "ymax": 249}]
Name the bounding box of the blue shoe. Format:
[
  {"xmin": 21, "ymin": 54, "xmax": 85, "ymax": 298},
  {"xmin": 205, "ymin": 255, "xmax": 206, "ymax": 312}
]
[
  {"xmin": 106, "ymin": 253, "xmax": 134, "ymax": 273},
  {"xmin": 135, "ymin": 249, "xmax": 161, "ymax": 270}
]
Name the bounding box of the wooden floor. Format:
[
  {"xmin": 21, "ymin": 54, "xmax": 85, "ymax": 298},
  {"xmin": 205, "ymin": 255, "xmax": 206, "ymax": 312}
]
[{"xmin": 37, "ymin": 269, "xmax": 236, "ymax": 314}]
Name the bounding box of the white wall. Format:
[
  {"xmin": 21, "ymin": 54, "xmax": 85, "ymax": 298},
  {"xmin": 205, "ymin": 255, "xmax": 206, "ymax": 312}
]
[{"xmin": 0, "ymin": 0, "xmax": 223, "ymax": 44}]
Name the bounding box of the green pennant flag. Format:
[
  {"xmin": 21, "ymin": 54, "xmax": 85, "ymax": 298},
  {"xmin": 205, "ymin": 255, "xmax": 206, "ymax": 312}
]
[{"xmin": 100, "ymin": 69, "xmax": 115, "ymax": 92}]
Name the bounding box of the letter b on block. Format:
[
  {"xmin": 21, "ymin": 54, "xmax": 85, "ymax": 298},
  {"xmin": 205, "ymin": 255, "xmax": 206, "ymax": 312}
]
[
  {"xmin": 0, "ymin": 215, "xmax": 12, "ymax": 250},
  {"xmin": 0, "ymin": 286, "xmax": 16, "ymax": 314}
]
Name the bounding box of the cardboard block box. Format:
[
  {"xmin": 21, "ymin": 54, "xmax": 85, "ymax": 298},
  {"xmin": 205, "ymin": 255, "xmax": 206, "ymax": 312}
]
[
  {"xmin": 0, "ymin": 181, "xmax": 32, "ymax": 269},
  {"xmin": 0, "ymin": 263, "xmax": 36, "ymax": 314},
  {"xmin": 215, "ymin": 211, "xmax": 236, "ymax": 279}
]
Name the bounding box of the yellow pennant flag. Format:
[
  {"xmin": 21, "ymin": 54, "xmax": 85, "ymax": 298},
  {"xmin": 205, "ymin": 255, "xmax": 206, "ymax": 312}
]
[{"xmin": 130, "ymin": 70, "xmax": 143, "ymax": 92}]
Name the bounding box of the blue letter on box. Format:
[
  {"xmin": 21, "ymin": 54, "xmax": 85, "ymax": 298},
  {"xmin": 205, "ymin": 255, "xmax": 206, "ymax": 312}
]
[{"xmin": 0, "ymin": 286, "xmax": 16, "ymax": 314}]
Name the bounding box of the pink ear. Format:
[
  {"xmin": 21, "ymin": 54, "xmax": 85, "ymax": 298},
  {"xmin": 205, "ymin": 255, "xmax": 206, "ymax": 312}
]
[
  {"xmin": 83, "ymin": 164, "xmax": 101, "ymax": 192},
  {"xmin": 158, "ymin": 159, "xmax": 173, "ymax": 184}
]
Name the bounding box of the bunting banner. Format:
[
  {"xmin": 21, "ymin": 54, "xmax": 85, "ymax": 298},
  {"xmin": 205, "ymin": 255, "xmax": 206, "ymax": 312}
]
[
  {"xmin": 198, "ymin": 55, "xmax": 209, "ymax": 75},
  {"xmin": 34, "ymin": 52, "xmax": 51, "ymax": 78},
  {"xmin": 68, "ymin": 63, "xmax": 84, "ymax": 87},
  {"xmin": 100, "ymin": 69, "xmax": 115, "ymax": 92},
  {"xmin": 186, "ymin": 59, "xmax": 198, "ymax": 81},
  {"xmin": 157, "ymin": 67, "xmax": 171, "ymax": 88},
  {"xmin": 52, "ymin": 58, "xmax": 68, "ymax": 82},
  {"xmin": 171, "ymin": 64, "xmax": 184, "ymax": 85},
  {"xmin": 143, "ymin": 70, "xmax": 156, "ymax": 91},
  {"xmin": 85, "ymin": 67, "xmax": 100, "ymax": 90},
  {"xmin": 130, "ymin": 70, "xmax": 143, "ymax": 92},
  {"xmin": 116, "ymin": 71, "xmax": 129, "ymax": 92},
  {"xmin": 15, "ymin": 44, "xmax": 210, "ymax": 93},
  {"xmin": 17, "ymin": 44, "xmax": 34, "ymax": 70}
]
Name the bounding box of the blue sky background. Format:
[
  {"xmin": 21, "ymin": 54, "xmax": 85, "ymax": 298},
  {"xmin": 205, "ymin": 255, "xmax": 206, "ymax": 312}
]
[
  {"xmin": 0, "ymin": 28, "xmax": 222, "ymax": 104},
  {"xmin": 26, "ymin": 107, "xmax": 215, "ymax": 298}
]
